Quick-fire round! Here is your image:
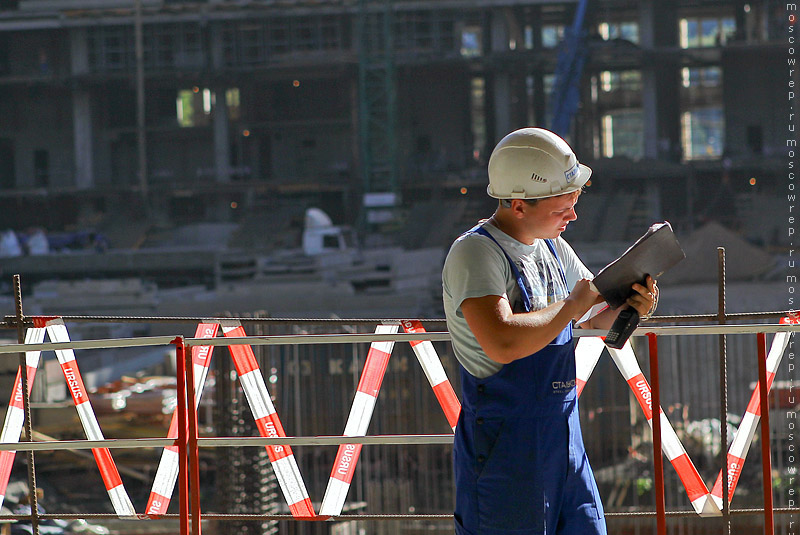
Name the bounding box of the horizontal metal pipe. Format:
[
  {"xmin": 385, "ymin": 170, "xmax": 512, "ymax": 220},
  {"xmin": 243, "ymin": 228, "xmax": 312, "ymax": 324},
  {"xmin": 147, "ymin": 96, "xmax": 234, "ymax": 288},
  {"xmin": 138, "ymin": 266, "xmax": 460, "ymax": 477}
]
[
  {"xmin": 198, "ymin": 434, "xmax": 454, "ymax": 447},
  {"xmin": 4, "ymin": 507, "xmax": 799, "ymax": 521},
  {"xmin": 628, "ymin": 323, "xmax": 800, "ymax": 336},
  {"xmin": 0, "ymin": 310, "xmax": 791, "ymax": 328},
  {"xmin": 0, "ymin": 315, "xmax": 447, "ymax": 327},
  {"xmin": 187, "ymin": 332, "xmax": 453, "ymax": 346},
  {"xmin": 645, "ymin": 311, "xmax": 790, "ymax": 323},
  {"xmin": 0, "ymin": 324, "xmax": 797, "ymax": 356},
  {"xmin": 184, "ymin": 324, "xmax": 800, "ymax": 346},
  {"xmin": 0, "ymin": 335, "xmax": 178, "ymax": 354},
  {"xmin": 0, "ymin": 434, "xmax": 455, "ymax": 452}
]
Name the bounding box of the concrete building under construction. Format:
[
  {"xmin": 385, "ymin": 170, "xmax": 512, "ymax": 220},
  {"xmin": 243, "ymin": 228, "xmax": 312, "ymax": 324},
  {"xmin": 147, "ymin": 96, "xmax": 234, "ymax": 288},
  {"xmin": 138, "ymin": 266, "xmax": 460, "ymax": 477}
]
[{"xmin": 0, "ymin": 0, "xmax": 792, "ymax": 250}]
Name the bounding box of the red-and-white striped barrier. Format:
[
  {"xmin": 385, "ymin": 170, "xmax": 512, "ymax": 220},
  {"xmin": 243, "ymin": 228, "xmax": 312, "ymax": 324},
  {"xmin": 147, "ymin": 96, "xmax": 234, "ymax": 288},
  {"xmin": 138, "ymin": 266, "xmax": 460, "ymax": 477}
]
[
  {"xmin": 0, "ymin": 324, "xmax": 46, "ymax": 508},
  {"xmin": 602, "ymin": 326, "xmax": 792, "ymax": 516},
  {"xmin": 710, "ymin": 323, "xmax": 793, "ymax": 509},
  {"xmin": 221, "ymin": 321, "xmax": 315, "ymax": 518},
  {"xmin": 2, "ymin": 315, "xmax": 789, "ymax": 518},
  {"xmin": 146, "ymin": 323, "xmax": 219, "ymax": 516},
  {"xmin": 607, "ymin": 341, "xmax": 718, "ymax": 516},
  {"xmin": 574, "ymin": 336, "xmax": 606, "ymax": 398},
  {"xmin": 319, "ymin": 323, "xmax": 399, "ymax": 517},
  {"xmin": 45, "ymin": 319, "xmax": 137, "ymax": 517},
  {"xmin": 400, "ymin": 320, "xmax": 460, "ymax": 431},
  {"xmin": 149, "ymin": 320, "xmax": 313, "ymax": 518}
]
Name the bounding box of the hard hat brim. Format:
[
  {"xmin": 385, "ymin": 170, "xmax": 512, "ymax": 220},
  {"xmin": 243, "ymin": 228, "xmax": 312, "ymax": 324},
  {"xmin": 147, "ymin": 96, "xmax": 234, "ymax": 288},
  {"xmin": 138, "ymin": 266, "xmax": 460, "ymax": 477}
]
[{"xmin": 486, "ymin": 162, "xmax": 592, "ymax": 200}]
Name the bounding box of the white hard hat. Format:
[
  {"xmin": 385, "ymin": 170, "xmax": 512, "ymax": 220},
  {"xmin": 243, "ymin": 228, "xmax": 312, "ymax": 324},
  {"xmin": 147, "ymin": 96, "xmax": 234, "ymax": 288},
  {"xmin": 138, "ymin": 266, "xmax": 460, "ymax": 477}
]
[{"xmin": 487, "ymin": 127, "xmax": 592, "ymax": 200}]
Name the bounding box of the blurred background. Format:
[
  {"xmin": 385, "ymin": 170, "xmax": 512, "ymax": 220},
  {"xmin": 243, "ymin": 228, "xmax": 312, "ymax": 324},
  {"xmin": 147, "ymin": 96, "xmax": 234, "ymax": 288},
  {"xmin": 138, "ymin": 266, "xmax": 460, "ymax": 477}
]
[{"xmin": 0, "ymin": 0, "xmax": 795, "ymax": 533}]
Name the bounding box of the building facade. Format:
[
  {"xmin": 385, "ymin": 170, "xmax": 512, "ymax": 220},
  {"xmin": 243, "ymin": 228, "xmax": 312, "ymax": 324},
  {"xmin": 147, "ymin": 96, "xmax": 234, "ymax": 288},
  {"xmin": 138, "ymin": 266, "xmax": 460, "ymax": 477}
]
[{"xmin": 0, "ymin": 0, "xmax": 792, "ymax": 242}]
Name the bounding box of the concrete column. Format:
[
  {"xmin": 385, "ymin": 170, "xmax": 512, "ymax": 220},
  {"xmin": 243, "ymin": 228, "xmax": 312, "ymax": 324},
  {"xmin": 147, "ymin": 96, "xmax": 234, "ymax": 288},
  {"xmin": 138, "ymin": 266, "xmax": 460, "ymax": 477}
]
[
  {"xmin": 489, "ymin": 8, "xmax": 509, "ymax": 52},
  {"xmin": 640, "ymin": 0, "xmax": 681, "ymax": 161},
  {"xmin": 208, "ymin": 23, "xmax": 224, "ymax": 70},
  {"xmin": 72, "ymin": 91, "xmax": 94, "ymax": 189},
  {"xmin": 70, "ymin": 28, "xmax": 89, "ymax": 75},
  {"xmin": 493, "ymin": 74, "xmax": 512, "ymax": 140},
  {"xmin": 490, "ymin": 10, "xmax": 512, "ymax": 140},
  {"xmin": 641, "ymin": 69, "xmax": 659, "ymax": 158},
  {"xmin": 213, "ymin": 89, "xmax": 231, "ymax": 183},
  {"xmin": 532, "ymin": 73, "xmax": 546, "ymax": 127},
  {"xmin": 70, "ymin": 28, "xmax": 94, "ymax": 189}
]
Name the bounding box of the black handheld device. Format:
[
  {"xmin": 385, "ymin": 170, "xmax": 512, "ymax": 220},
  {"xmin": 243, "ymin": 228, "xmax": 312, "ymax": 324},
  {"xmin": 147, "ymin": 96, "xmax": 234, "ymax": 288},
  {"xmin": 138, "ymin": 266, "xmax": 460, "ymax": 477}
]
[{"xmin": 604, "ymin": 306, "xmax": 639, "ymax": 349}]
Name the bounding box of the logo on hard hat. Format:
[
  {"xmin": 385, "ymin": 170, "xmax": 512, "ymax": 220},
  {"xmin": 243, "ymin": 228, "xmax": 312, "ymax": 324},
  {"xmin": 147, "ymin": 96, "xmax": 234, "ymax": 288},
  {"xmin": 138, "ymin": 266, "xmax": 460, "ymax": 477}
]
[{"xmin": 564, "ymin": 163, "xmax": 580, "ymax": 184}]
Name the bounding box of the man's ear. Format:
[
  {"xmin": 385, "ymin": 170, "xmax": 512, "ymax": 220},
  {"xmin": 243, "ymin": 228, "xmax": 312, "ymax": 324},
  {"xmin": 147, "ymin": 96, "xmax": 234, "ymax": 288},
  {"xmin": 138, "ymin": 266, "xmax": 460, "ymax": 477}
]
[{"xmin": 510, "ymin": 199, "xmax": 527, "ymax": 218}]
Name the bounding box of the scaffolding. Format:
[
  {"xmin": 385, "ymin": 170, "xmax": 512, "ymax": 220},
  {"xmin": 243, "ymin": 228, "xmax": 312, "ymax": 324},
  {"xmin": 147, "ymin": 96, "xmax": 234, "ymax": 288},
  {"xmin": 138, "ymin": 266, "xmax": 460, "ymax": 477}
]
[{"xmin": 358, "ymin": 0, "xmax": 399, "ymax": 230}]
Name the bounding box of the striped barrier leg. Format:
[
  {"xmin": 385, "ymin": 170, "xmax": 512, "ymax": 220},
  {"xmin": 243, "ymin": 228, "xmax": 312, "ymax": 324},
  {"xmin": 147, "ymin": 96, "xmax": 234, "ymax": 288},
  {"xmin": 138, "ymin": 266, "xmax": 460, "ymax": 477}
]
[
  {"xmin": 146, "ymin": 323, "xmax": 219, "ymax": 516},
  {"xmin": 0, "ymin": 324, "xmax": 47, "ymax": 508},
  {"xmin": 221, "ymin": 321, "xmax": 315, "ymax": 518},
  {"xmin": 319, "ymin": 323, "xmax": 399, "ymax": 517},
  {"xmin": 710, "ymin": 329, "xmax": 792, "ymax": 509},
  {"xmin": 574, "ymin": 336, "xmax": 607, "ymax": 398},
  {"xmin": 45, "ymin": 320, "xmax": 136, "ymax": 517},
  {"xmin": 607, "ymin": 342, "xmax": 718, "ymax": 517},
  {"xmin": 400, "ymin": 320, "xmax": 460, "ymax": 431}
]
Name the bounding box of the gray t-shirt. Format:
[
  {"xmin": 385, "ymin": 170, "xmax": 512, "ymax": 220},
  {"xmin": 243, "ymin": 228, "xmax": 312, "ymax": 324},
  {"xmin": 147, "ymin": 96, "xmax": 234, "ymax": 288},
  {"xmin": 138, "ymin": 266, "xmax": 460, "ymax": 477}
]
[{"xmin": 442, "ymin": 220, "xmax": 593, "ymax": 378}]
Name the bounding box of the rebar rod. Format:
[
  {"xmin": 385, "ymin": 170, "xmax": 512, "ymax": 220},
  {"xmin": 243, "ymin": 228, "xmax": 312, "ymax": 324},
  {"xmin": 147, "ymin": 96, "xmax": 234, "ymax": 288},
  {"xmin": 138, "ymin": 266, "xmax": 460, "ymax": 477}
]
[
  {"xmin": 718, "ymin": 248, "xmax": 730, "ymax": 535},
  {"xmin": 14, "ymin": 275, "xmax": 39, "ymax": 535},
  {"xmin": 0, "ymin": 310, "xmax": 794, "ymax": 330},
  {"xmin": 757, "ymin": 332, "xmax": 775, "ymax": 535}
]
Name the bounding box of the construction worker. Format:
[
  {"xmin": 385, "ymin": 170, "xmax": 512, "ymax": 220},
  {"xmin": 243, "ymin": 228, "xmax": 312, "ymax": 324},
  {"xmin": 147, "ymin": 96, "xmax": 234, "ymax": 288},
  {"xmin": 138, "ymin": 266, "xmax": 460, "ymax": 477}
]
[{"xmin": 442, "ymin": 127, "xmax": 658, "ymax": 534}]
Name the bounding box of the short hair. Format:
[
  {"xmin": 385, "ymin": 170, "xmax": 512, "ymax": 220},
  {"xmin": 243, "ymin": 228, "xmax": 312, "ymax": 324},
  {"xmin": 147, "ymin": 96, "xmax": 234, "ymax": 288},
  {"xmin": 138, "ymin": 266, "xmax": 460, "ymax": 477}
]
[
  {"xmin": 500, "ymin": 198, "xmax": 540, "ymax": 209},
  {"xmin": 499, "ymin": 187, "xmax": 585, "ymax": 209}
]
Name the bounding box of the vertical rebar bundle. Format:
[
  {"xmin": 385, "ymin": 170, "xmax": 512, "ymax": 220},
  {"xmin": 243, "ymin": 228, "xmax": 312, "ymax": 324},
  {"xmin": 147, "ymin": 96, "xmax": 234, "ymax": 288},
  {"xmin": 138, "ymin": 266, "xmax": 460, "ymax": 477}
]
[{"xmin": 212, "ymin": 313, "xmax": 278, "ymax": 535}]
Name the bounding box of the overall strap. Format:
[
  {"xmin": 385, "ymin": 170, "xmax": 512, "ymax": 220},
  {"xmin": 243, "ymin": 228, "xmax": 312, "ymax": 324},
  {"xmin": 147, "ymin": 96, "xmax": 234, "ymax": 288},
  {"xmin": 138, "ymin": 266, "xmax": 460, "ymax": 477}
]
[
  {"xmin": 471, "ymin": 225, "xmax": 533, "ymax": 312},
  {"xmin": 544, "ymin": 238, "xmax": 569, "ymax": 288}
]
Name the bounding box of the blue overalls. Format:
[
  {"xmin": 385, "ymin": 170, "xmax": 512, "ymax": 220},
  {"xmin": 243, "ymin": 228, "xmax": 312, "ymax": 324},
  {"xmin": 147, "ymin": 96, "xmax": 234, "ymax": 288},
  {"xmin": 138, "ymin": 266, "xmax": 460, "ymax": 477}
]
[{"xmin": 453, "ymin": 226, "xmax": 606, "ymax": 535}]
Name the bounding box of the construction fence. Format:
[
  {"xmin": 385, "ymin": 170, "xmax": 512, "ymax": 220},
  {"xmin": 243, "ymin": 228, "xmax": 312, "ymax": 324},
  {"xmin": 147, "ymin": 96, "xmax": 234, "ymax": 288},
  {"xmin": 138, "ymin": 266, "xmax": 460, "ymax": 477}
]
[{"xmin": 0, "ymin": 304, "xmax": 797, "ymax": 534}]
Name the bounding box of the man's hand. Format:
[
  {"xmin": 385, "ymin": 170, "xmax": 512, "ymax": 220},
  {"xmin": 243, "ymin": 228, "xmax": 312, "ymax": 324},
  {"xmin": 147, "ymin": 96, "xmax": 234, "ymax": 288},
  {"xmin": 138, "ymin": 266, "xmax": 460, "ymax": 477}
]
[
  {"xmin": 578, "ymin": 275, "xmax": 658, "ymax": 330},
  {"xmin": 627, "ymin": 275, "xmax": 658, "ymax": 319},
  {"xmin": 566, "ymin": 279, "xmax": 603, "ymax": 321}
]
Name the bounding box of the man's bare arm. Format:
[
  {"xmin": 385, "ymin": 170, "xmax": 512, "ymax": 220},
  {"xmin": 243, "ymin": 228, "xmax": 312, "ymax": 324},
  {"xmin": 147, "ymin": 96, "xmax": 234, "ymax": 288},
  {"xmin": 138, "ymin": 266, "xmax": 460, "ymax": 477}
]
[{"xmin": 461, "ymin": 279, "xmax": 599, "ymax": 364}]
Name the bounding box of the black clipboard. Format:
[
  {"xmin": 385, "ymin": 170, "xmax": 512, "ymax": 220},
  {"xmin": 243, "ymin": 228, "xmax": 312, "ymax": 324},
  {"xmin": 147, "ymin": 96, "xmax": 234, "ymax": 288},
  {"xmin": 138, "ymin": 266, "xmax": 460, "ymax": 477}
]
[{"xmin": 592, "ymin": 222, "xmax": 685, "ymax": 308}]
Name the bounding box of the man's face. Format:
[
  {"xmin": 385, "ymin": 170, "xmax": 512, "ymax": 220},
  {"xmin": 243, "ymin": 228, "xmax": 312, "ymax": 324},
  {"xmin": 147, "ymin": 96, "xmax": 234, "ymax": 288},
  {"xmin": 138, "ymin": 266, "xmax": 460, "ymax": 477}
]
[{"xmin": 524, "ymin": 192, "xmax": 579, "ymax": 239}]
